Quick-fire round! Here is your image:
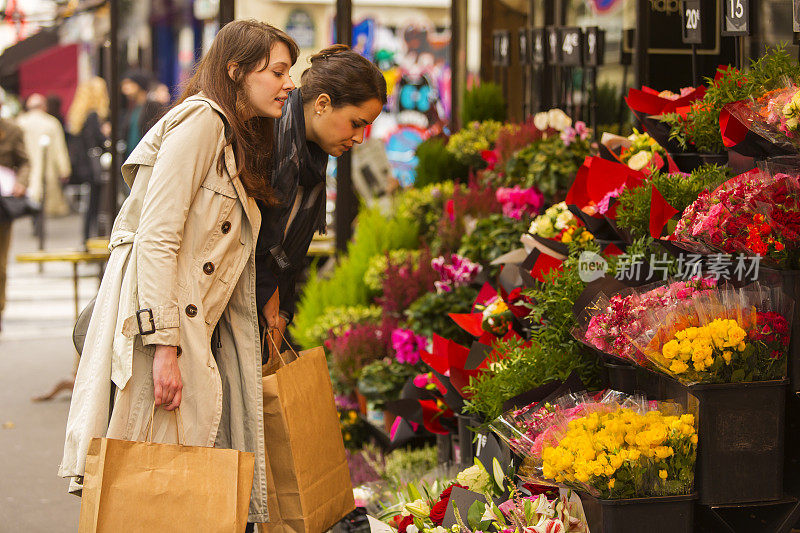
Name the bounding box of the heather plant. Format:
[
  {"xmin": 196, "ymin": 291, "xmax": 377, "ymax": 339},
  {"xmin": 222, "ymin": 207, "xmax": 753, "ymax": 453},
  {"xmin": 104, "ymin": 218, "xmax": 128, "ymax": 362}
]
[
  {"xmin": 327, "ymin": 322, "xmax": 390, "ymax": 394},
  {"xmin": 378, "ymin": 248, "xmax": 437, "ymax": 317},
  {"xmin": 304, "ymin": 305, "xmax": 382, "ymax": 349}
]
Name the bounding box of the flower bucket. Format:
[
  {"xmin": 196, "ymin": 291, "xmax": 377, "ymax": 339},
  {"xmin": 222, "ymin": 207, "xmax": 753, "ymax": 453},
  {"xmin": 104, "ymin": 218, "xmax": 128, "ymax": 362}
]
[
  {"xmin": 691, "ymin": 380, "xmax": 787, "ymax": 505},
  {"xmin": 659, "ymin": 377, "xmax": 787, "ymax": 505},
  {"xmin": 604, "ymin": 361, "xmax": 637, "ymax": 395},
  {"xmin": 758, "ymin": 268, "xmax": 800, "ymax": 394},
  {"xmin": 579, "ymin": 493, "xmax": 696, "ymax": 533}
]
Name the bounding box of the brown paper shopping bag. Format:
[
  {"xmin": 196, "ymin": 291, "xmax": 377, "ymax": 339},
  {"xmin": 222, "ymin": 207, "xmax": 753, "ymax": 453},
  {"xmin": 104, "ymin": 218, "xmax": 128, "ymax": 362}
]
[
  {"xmin": 259, "ymin": 331, "xmax": 354, "ymax": 532},
  {"xmin": 79, "ymin": 404, "xmax": 255, "ymax": 533}
]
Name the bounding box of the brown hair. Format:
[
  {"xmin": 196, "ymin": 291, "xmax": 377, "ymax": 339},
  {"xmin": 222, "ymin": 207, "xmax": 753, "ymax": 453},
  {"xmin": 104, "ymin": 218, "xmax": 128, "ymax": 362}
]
[
  {"xmin": 300, "ymin": 44, "xmax": 387, "ymax": 109},
  {"xmin": 178, "ymin": 20, "xmax": 299, "ymax": 204}
]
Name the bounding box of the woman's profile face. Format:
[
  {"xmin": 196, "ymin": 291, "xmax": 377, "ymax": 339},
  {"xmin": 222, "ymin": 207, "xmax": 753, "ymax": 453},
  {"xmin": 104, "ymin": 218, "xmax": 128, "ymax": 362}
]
[
  {"xmin": 312, "ymin": 97, "xmax": 383, "ymax": 157},
  {"xmin": 241, "ymin": 42, "xmax": 296, "ymax": 118}
]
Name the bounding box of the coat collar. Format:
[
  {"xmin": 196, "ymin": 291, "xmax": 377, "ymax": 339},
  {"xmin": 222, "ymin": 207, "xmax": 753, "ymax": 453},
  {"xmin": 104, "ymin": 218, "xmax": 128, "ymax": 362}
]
[{"xmin": 185, "ymin": 93, "xmax": 261, "ymax": 237}]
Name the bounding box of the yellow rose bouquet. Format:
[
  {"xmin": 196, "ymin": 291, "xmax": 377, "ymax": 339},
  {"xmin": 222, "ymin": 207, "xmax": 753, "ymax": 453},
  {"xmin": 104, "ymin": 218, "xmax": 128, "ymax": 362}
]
[
  {"xmin": 493, "ymin": 391, "xmax": 697, "ymax": 500},
  {"xmin": 628, "ymin": 283, "xmax": 793, "ymax": 385}
]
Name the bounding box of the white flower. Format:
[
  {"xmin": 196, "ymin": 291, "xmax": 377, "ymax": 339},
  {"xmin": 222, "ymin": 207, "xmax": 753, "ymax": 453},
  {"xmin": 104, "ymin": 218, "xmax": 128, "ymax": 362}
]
[
  {"xmin": 407, "ymin": 525, "xmax": 419, "ymax": 533},
  {"xmin": 547, "ymin": 108, "xmax": 572, "ymax": 131},
  {"xmin": 554, "ymin": 210, "xmax": 574, "ymax": 231},
  {"xmin": 456, "ymin": 464, "xmax": 491, "ymax": 493},
  {"xmin": 403, "ymin": 499, "xmax": 431, "ymax": 519},
  {"xmin": 533, "ymin": 216, "xmax": 554, "ymax": 237},
  {"xmin": 533, "ymin": 112, "xmax": 549, "ymax": 131},
  {"xmin": 627, "ymin": 150, "xmax": 652, "ymax": 171}
]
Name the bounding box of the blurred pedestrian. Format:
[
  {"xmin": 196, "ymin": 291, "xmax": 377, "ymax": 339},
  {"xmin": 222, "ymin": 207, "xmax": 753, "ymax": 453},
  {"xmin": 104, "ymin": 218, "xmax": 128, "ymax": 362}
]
[
  {"xmin": 46, "ymin": 94, "xmax": 65, "ymax": 126},
  {"xmin": 121, "ymin": 70, "xmax": 163, "ymax": 158},
  {"xmin": 17, "ymin": 93, "xmax": 71, "ymax": 216},
  {"xmin": 141, "ymin": 82, "xmax": 170, "ymax": 133},
  {"xmin": 0, "ymin": 103, "xmax": 30, "ymax": 332},
  {"xmin": 66, "ymin": 77, "xmax": 110, "ymax": 241},
  {"xmin": 60, "ymin": 20, "xmax": 299, "ymax": 528}
]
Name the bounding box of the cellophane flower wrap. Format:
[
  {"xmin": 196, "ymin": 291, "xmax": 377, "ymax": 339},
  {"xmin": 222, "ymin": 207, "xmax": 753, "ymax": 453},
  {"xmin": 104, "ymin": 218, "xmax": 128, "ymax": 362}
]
[
  {"xmin": 490, "ymin": 391, "xmax": 697, "ymax": 500},
  {"xmin": 725, "ymin": 81, "xmax": 800, "ymax": 152},
  {"xmin": 672, "ymin": 168, "xmax": 800, "ymax": 268},
  {"xmin": 572, "ymin": 277, "xmax": 719, "ymax": 366},
  {"xmin": 628, "ymin": 282, "xmax": 793, "ymax": 385}
]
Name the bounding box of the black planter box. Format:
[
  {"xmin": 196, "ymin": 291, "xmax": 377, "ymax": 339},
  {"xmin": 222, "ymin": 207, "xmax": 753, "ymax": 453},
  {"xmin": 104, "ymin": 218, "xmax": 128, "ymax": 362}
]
[
  {"xmin": 656, "ymin": 377, "xmax": 787, "ymax": 506},
  {"xmin": 604, "ymin": 361, "xmax": 637, "ymax": 394},
  {"xmin": 579, "ymin": 493, "xmax": 696, "ymax": 533}
]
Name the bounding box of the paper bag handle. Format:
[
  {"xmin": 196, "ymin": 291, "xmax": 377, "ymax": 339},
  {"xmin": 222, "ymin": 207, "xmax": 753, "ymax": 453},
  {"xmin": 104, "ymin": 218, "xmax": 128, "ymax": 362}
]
[
  {"xmin": 145, "ymin": 402, "xmax": 184, "ymax": 445},
  {"xmin": 262, "ymin": 325, "xmax": 299, "ymax": 364}
]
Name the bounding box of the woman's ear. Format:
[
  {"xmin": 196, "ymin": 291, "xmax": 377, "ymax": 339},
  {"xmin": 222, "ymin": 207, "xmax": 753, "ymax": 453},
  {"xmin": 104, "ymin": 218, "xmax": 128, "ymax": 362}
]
[
  {"xmin": 227, "ymin": 62, "xmax": 240, "ymax": 82},
  {"xmin": 314, "ymin": 93, "xmax": 332, "ymax": 116}
]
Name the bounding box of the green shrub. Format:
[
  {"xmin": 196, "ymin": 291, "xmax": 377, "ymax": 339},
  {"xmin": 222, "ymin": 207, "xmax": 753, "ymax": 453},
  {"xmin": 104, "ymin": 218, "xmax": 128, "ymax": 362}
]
[
  {"xmin": 291, "ymin": 207, "xmax": 420, "ymax": 349},
  {"xmin": 462, "ymin": 82, "xmax": 507, "ymax": 124},
  {"xmin": 457, "ymin": 214, "xmax": 531, "ymax": 277},
  {"xmin": 414, "ymin": 137, "xmax": 469, "ymax": 187},
  {"xmin": 404, "ymin": 285, "xmax": 478, "ymax": 346}
]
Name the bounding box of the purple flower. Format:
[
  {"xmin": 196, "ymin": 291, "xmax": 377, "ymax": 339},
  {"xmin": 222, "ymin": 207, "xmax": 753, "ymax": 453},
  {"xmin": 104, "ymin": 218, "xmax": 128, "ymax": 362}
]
[
  {"xmin": 432, "ymin": 254, "xmax": 482, "ymax": 293},
  {"xmin": 560, "ymin": 126, "xmax": 577, "ymax": 146},
  {"xmin": 597, "ymin": 185, "xmax": 625, "ymax": 215}
]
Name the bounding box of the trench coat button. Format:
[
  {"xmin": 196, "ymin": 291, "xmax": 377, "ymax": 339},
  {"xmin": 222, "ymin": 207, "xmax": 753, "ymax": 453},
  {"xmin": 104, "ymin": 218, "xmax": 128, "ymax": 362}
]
[
  {"xmin": 185, "ymin": 304, "xmax": 197, "ymax": 318},
  {"xmin": 203, "ymin": 262, "xmax": 215, "ymax": 275},
  {"xmin": 221, "ymin": 221, "xmax": 231, "ymax": 234}
]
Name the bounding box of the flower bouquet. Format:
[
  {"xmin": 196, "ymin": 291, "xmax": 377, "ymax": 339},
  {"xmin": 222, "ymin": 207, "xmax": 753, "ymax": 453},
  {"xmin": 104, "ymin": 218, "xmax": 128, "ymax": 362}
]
[
  {"xmin": 490, "ymin": 390, "xmax": 697, "ymax": 500},
  {"xmin": 527, "ymin": 202, "xmax": 594, "ymax": 256},
  {"xmin": 628, "ymin": 283, "xmax": 793, "ymax": 385},
  {"xmin": 671, "ymin": 169, "xmax": 800, "ymax": 268},
  {"xmin": 573, "ymin": 277, "xmax": 719, "ymax": 367}
]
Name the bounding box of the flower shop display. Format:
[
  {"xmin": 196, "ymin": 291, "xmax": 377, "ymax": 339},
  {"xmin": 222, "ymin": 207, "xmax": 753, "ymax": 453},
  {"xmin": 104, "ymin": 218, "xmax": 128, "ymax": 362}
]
[
  {"xmin": 661, "ymin": 47, "xmax": 800, "ymax": 156},
  {"xmin": 628, "ymin": 283, "xmax": 793, "ymax": 385},
  {"xmin": 447, "ymin": 120, "xmax": 513, "ymax": 169}
]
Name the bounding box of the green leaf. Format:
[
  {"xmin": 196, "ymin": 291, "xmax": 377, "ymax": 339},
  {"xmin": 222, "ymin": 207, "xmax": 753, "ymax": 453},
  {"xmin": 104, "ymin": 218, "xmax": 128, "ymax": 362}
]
[{"xmin": 467, "ymin": 500, "xmax": 487, "ymax": 529}]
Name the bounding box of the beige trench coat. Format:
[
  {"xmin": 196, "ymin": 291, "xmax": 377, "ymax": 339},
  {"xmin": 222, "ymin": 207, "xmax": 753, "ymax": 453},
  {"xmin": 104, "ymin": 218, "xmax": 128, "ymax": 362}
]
[{"xmin": 59, "ymin": 95, "xmax": 269, "ymax": 522}]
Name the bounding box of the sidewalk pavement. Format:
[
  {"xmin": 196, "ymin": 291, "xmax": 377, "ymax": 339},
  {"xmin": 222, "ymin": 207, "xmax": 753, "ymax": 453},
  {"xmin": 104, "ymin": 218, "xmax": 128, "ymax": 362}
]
[{"xmin": 0, "ymin": 214, "xmax": 95, "ymax": 531}]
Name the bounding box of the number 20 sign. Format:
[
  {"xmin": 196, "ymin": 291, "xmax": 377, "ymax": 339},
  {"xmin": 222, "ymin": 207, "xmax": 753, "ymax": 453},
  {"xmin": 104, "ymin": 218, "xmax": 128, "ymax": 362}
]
[{"xmin": 681, "ymin": 0, "xmax": 702, "ymax": 44}]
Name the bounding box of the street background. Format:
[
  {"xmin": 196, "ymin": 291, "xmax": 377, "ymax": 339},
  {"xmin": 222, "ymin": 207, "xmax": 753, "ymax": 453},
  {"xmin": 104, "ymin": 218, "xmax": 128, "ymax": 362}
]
[{"xmin": 0, "ymin": 214, "xmax": 94, "ymax": 531}]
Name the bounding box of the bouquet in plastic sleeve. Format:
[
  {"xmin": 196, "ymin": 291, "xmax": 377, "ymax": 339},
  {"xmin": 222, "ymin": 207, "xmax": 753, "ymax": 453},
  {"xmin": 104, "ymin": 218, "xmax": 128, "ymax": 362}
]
[
  {"xmin": 671, "ymin": 168, "xmax": 800, "ymax": 268},
  {"xmin": 490, "ymin": 391, "xmax": 697, "ymax": 500},
  {"xmin": 572, "ymin": 277, "xmax": 719, "ymax": 366},
  {"xmin": 722, "ymin": 81, "xmax": 800, "ymax": 156},
  {"xmin": 629, "ymin": 283, "xmax": 793, "ymax": 385}
]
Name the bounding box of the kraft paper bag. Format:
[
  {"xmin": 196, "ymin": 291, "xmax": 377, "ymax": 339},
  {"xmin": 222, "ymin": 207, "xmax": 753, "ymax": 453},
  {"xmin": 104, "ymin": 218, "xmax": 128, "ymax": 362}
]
[
  {"xmin": 258, "ymin": 335, "xmax": 354, "ymax": 533},
  {"xmin": 78, "ymin": 407, "xmax": 255, "ymax": 532}
]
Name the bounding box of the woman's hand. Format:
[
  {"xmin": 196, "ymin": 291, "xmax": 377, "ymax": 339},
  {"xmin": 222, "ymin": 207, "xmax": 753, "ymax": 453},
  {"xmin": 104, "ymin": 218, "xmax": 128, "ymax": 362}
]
[
  {"xmin": 262, "ymin": 290, "xmax": 281, "ymax": 360},
  {"xmin": 153, "ymin": 345, "xmax": 182, "ymax": 411}
]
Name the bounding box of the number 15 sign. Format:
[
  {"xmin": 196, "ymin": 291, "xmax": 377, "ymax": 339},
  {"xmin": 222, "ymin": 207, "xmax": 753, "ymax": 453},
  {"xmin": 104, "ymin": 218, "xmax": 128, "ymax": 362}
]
[{"xmin": 723, "ymin": 0, "xmax": 750, "ymax": 36}]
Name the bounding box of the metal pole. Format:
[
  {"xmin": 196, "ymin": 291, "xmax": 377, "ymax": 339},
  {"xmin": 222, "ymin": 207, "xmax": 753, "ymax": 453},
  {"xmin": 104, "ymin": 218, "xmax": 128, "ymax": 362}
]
[
  {"xmin": 37, "ymin": 138, "xmax": 49, "ymax": 253},
  {"xmin": 634, "ymin": 0, "xmax": 649, "ymax": 89},
  {"xmin": 334, "ymin": 0, "xmax": 355, "ymax": 253},
  {"xmin": 218, "ymin": 0, "xmax": 235, "ymax": 28},
  {"xmin": 450, "ymin": 0, "xmax": 466, "ymax": 131},
  {"xmin": 102, "ymin": 0, "xmax": 120, "ymax": 237},
  {"xmin": 691, "ymin": 43, "xmax": 698, "ymax": 86}
]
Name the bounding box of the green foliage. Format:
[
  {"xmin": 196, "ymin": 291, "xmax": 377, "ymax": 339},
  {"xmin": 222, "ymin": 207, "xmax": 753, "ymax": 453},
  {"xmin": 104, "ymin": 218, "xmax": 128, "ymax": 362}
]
[
  {"xmin": 415, "ymin": 137, "xmax": 470, "ymax": 187},
  {"xmin": 465, "ymin": 252, "xmax": 602, "ymax": 420},
  {"xmin": 447, "ymin": 120, "xmax": 510, "ymax": 168},
  {"xmin": 303, "ymin": 305, "xmax": 382, "ymax": 349},
  {"xmin": 291, "ymin": 206, "xmax": 420, "ymax": 349},
  {"xmin": 396, "ymin": 182, "xmax": 455, "ymax": 244},
  {"xmin": 404, "ymin": 285, "xmax": 478, "ymax": 346},
  {"xmin": 364, "ymin": 249, "xmax": 422, "ymax": 294},
  {"xmin": 457, "ymin": 214, "xmax": 532, "ymax": 277},
  {"xmin": 596, "ymin": 81, "xmax": 628, "ymax": 127},
  {"xmin": 357, "ymin": 359, "xmax": 422, "ymax": 409},
  {"xmin": 662, "ymin": 46, "xmax": 800, "ymax": 153},
  {"xmin": 462, "ymin": 82, "xmax": 507, "ymax": 124},
  {"xmin": 503, "ymin": 135, "xmax": 593, "ymax": 198},
  {"xmin": 616, "ymin": 164, "xmax": 728, "ymax": 239}
]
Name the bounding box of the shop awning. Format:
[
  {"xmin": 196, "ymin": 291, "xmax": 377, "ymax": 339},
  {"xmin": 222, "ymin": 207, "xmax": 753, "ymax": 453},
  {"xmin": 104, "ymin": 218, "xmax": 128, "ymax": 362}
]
[
  {"xmin": 19, "ymin": 43, "xmax": 78, "ymax": 116},
  {"xmin": 0, "ymin": 28, "xmax": 60, "ymax": 93}
]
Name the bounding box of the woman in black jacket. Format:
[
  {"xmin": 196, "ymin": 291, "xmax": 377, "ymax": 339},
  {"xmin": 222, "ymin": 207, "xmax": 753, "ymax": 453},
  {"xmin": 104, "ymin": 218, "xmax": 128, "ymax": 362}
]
[{"xmin": 257, "ymin": 44, "xmax": 387, "ymax": 354}]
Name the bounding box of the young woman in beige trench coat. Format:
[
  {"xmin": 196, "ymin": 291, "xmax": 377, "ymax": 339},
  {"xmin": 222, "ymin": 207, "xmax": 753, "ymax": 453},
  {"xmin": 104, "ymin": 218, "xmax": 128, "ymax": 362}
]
[{"xmin": 59, "ymin": 20, "xmax": 299, "ymax": 525}]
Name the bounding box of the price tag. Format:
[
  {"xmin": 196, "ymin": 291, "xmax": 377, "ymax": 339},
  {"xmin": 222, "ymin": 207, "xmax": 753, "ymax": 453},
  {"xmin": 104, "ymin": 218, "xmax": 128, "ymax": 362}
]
[
  {"xmin": 546, "ymin": 26, "xmax": 559, "ymax": 65},
  {"xmin": 583, "ymin": 27, "xmax": 605, "ymax": 66},
  {"xmin": 723, "ymin": 0, "xmax": 749, "ymax": 36},
  {"xmin": 681, "ymin": 0, "xmax": 702, "ymax": 44},
  {"xmin": 558, "ymin": 27, "xmax": 583, "ymax": 67},
  {"xmin": 518, "ymin": 28, "xmax": 530, "ymax": 65},
  {"xmin": 493, "ymin": 30, "xmax": 511, "ymax": 67},
  {"xmin": 531, "ymin": 28, "xmax": 545, "ymax": 64}
]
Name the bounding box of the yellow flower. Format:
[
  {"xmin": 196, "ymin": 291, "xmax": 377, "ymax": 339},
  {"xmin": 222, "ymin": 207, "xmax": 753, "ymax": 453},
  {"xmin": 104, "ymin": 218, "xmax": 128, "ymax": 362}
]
[
  {"xmin": 608, "ymin": 478, "xmax": 616, "ymax": 489},
  {"xmin": 691, "ymin": 434, "xmax": 698, "ymax": 444},
  {"xmin": 659, "ymin": 470, "xmax": 668, "ymax": 480},
  {"xmin": 722, "ymin": 351, "xmax": 732, "ymax": 364},
  {"xmin": 669, "ymin": 360, "xmax": 689, "ymax": 374},
  {"xmin": 662, "ymin": 340, "xmax": 679, "ymax": 360}
]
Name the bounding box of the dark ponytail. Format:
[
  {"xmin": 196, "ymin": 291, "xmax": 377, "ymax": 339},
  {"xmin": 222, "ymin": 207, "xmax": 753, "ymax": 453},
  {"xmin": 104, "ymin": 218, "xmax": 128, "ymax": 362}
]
[{"xmin": 300, "ymin": 45, "xmax": 387, "ymax": 108}]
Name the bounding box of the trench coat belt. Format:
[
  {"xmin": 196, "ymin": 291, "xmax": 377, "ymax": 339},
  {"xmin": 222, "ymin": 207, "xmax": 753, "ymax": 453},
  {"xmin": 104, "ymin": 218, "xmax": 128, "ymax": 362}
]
[{"xmin": 120, "ymin": 305, "xmax": 180, "ymax": 338}]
